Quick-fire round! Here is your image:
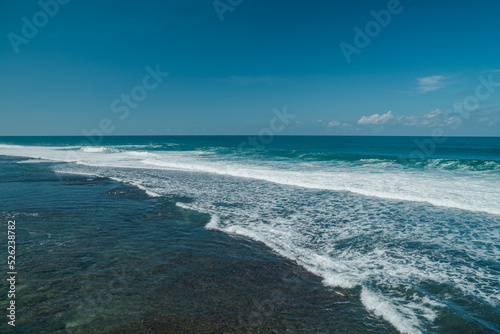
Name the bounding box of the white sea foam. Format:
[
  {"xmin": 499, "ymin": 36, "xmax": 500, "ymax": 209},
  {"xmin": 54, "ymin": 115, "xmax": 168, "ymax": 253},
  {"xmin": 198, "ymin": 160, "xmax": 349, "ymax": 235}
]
[
  {"xmin": 0, "ymin": 144, "xmax": 499, "ymax": 215},
  {"xmin": 206, "ymin": 214, "xmax": 220, "ymax": 230},
  {"xmin": 179, "ymin": 201, "xmax": 454, "ymax": 333},
  {"xmin": 17, "ymin": 159, "xmax": 54, "ymax": 163},
  {"xmin": 108, "ymin": 176, "xmax": 162, "ymax": 197},
  {"xmin": 80, "ymin": 146, "xmax": 107, "ymax": 153},
  {"xmin": 161, "ymin": 175, "xmax": 498, "ymax": 332},
  {"xmin": 361, "ymin": 287, "xmax": 422, "ymax": 334}
]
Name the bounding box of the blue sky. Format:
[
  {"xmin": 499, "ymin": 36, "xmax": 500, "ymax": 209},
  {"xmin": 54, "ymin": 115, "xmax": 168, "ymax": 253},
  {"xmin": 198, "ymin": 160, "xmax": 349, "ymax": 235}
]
[{"xmin": 1, "ymin": 0, "xmax": 499, "ymax": 136}]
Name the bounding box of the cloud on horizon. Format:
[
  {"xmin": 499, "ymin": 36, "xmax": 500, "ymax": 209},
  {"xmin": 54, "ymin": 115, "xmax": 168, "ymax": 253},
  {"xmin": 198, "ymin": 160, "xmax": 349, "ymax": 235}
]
[
  {"xmin": 397, "ymin": 109, "xmax": 460, "ymax": 127},
  {"xmin": 356, "ymin": 108, "xmax": 500, "ymax": 129},
  {"xmin": 358, "ymin": 110, "xmax": 394, "ymax": 124}
]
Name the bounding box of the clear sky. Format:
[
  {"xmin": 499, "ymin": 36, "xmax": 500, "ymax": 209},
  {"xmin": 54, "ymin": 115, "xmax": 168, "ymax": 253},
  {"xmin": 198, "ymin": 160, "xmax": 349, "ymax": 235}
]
[{"xmin": 1, "ymin": 0, "xmax": 499, "ymax": 136}]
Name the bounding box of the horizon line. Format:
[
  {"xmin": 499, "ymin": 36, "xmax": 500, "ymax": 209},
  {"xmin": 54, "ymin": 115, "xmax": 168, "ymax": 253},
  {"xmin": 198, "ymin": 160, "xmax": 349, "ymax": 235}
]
[{"xmin": 0, "ymin": 134, "xmax": 499, "ymax": 138}]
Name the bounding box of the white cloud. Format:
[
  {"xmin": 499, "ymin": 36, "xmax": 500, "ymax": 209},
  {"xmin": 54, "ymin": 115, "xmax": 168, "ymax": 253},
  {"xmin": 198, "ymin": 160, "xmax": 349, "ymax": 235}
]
[
  {"xmin": 328, "ymin": 121, "xmax": 340, "ymax": 127},
  {"xmin": 358, "ymin": 110, "xmax": 393, "ymax": 125},
  {"xmin": 417, "ymin": 75, "xmax": 446, "ymax": 93},
  {"xmin": 357, "ymin": 109, "xmax": 459, "ymax": 128},
  {"xmin": 474, "ymin": 109, "xmax": 500, "ymax": 127},
  {"xmin": 408, "ymin": 109, "xmax": 442, "ymax": 126},
  {"xmin": 397, "ymin": 109, "xmax": 462, "ymax": 128},
  {"xmin": 354, "ymin": 106, "xmax": 497, "ymax": 130}
]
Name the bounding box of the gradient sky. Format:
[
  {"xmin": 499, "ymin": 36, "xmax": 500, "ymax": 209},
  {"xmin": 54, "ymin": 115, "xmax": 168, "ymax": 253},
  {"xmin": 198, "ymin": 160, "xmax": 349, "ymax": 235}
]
[{"xmin": 1, "ymin": 0, "xmax": 499, "ymax": 136}]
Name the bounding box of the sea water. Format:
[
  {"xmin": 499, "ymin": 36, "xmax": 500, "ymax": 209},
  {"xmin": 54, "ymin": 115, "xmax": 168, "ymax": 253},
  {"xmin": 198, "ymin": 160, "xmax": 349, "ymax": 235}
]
[{"xmin": 0, "ymin": 136, "xmax": 498, "ymax": 333}]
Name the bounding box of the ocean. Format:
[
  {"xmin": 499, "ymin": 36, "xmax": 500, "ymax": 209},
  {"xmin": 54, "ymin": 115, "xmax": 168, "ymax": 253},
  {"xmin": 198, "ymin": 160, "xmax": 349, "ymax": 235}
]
[{"xmin": 0, "ymin": 136, "xmax": 498, "ymax": 333}]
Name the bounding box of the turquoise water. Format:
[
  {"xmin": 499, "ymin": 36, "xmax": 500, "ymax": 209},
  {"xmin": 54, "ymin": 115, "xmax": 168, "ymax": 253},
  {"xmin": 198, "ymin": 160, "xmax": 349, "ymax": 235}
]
[{"xmin": 0, "ymin": 136, "xmax": 499, "ymax": 333}]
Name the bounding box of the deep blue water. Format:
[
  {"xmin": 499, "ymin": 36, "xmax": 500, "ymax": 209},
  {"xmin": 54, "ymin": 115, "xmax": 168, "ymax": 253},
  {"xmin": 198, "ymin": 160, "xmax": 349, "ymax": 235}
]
[{"xmin": 0, "ymin": 136, "xmax": 499, "ymax": 333}]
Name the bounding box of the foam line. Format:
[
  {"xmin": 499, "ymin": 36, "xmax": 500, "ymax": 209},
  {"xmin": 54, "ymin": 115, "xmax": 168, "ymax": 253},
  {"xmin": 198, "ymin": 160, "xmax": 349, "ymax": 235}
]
[{"xmin": 0, "ymin": 144, "xmax": 498, "ymax": 215}]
